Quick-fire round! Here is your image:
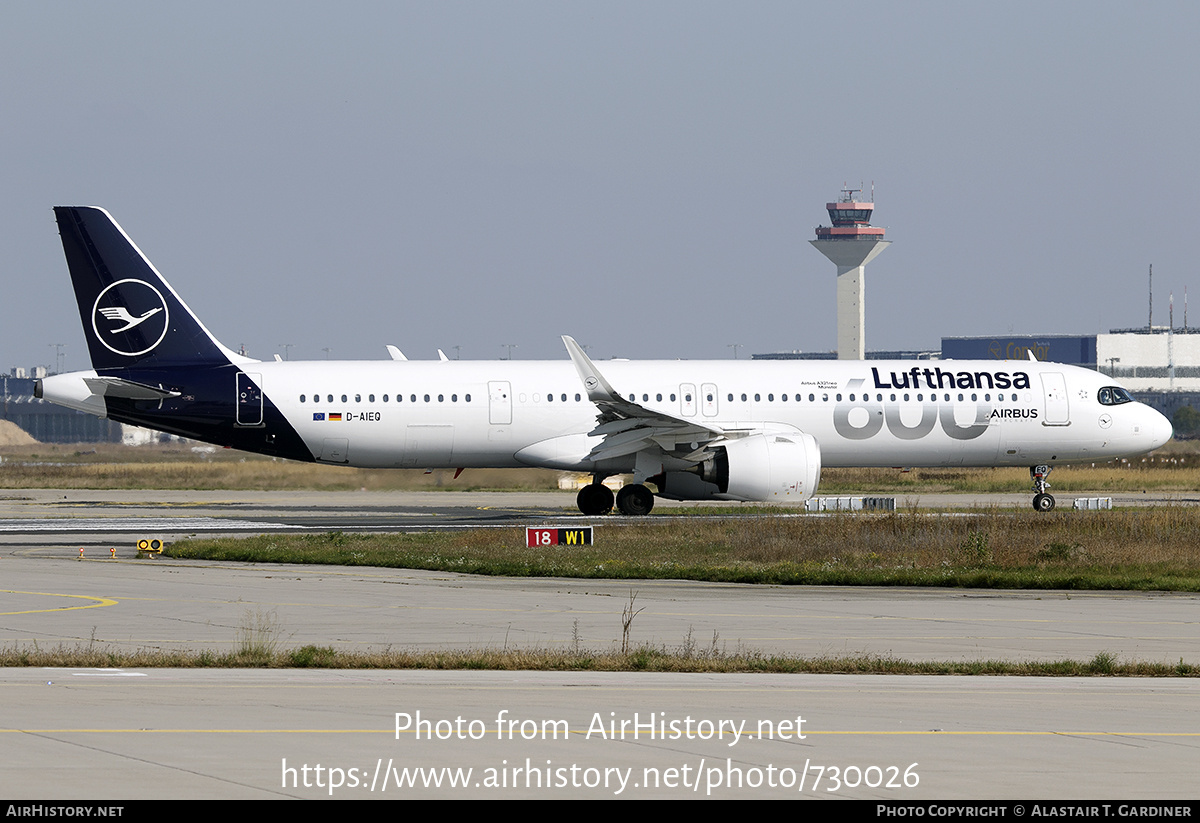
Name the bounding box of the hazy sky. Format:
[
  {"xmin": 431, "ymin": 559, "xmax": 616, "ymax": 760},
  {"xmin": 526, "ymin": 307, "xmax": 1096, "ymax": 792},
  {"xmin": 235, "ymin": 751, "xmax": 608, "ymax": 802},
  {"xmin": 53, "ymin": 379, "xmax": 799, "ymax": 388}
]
[{"xmin": 3, "ymin": 1, "xmax": 1198, "ymax": 371}]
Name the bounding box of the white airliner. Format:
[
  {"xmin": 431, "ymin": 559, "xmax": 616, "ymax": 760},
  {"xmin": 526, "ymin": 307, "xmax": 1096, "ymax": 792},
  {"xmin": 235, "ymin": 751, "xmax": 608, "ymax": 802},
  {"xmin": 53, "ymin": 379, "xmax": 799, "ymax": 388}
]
[{"xmin": 38, "ymin": 207, "xmax": 1173, "ymax": 515}]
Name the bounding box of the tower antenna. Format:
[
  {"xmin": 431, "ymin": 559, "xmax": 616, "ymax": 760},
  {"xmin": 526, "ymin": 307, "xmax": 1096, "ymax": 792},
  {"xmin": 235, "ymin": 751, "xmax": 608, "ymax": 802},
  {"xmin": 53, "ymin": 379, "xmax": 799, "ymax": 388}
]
[{"xmin": 1149, "ymin": 264, "xmax": 1153, "ymax": 329}]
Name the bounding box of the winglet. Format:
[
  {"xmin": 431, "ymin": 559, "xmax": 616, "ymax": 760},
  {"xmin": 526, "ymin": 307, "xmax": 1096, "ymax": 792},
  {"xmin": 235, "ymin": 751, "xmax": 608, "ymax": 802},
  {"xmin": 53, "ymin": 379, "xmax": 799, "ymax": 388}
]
[
  {"xmin": 1027, "ymin": 350, "xmax": 1038, "ymax": 361},
  {"xmin": 385, "ymin": 345, "xmax": 408, "ymax": 361},
  {"xmin": 562, "ymin": 336, "xmax": 619, "ymax": 402}
]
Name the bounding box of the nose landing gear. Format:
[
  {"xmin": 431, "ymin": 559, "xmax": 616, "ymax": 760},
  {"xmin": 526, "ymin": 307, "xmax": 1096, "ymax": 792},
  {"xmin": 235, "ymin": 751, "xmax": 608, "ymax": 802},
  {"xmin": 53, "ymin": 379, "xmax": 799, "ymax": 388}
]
[{"xmin": 1030, "ymin": 465, "xmax": 1055, "ymax": 511}]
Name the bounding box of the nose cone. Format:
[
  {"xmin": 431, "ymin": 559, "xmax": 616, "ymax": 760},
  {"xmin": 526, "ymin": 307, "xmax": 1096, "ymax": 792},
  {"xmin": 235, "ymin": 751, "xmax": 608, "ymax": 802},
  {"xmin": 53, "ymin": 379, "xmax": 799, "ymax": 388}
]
[{"xmin": 1147, "ymin": 407, "xmax": 1174, "ymax": 450}]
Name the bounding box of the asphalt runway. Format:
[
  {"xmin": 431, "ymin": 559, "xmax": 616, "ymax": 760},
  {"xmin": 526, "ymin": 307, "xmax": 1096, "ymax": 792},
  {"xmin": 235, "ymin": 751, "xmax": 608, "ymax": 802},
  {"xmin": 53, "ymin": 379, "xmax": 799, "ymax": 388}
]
[{"xmin": 1, "ymin": 488, "xmax": 1198, "ymax": 799}]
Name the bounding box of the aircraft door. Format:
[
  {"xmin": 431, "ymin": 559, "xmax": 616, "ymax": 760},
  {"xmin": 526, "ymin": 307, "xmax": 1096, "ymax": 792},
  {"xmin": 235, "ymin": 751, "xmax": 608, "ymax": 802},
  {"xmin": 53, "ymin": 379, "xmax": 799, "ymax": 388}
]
[
  {"xmin": 701, "ymin": 383, "xmax": 719, "ymax": 417},
  {"xmin": 680, "ymin": 383, "xmax": 696, "ymax": 417},
  {"xmin": 1041, "ymin": 372, "xmax": 1070, "ymax": 426},
  {"xmin": 488, "ymin": 381, "xmax": 512, "ymax": 425},
  {"xmin": 236, "ymin": 372, "xmax": 263, "ymax": 427}
]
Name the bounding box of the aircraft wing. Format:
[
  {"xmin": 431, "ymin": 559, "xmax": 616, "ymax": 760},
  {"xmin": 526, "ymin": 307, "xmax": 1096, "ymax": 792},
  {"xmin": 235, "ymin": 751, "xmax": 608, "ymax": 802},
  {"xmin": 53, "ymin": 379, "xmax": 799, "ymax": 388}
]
[{"xmin": 561, "ymin": 336, "xmax": 727, "ymax": 464}]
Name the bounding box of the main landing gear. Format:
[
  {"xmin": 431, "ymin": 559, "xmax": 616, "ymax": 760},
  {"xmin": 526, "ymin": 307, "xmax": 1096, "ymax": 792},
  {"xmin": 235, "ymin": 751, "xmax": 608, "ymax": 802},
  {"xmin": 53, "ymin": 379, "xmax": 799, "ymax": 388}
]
[
  {"xmin": 576, "ymin": 482, "xmax": 613, "ymax": 516},
  {"xmin": 615, "ymin": 483, "xmax": 654, "ymax": 516},
  {"xmin": 1030, "ymin": 465, "xmax": 1055, "ymax": 512},
  {"xmin": 575, "ymin": 478, "xmax": 655, "ymax": 516}
]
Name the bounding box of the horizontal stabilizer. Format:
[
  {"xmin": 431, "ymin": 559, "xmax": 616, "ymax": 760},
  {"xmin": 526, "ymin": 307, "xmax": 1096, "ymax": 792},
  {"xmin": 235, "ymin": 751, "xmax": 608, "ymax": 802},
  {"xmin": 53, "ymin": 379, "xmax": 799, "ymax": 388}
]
[{"xmin": 83, "ymin": 376, "xmax": 182, "ymax": 400}]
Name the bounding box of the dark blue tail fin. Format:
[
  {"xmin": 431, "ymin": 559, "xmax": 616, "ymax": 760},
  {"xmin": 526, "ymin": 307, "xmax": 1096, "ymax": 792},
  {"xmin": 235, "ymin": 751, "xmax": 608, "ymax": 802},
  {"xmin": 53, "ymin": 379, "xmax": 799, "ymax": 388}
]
[{"xmin": 54, "ymin": 206, "xmax": 237, "ymax": 371}]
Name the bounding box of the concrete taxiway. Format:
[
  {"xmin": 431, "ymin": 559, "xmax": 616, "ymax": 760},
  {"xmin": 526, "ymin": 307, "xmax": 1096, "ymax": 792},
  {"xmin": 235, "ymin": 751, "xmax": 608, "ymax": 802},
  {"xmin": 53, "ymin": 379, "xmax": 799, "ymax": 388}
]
[
  {"xmin": 6, "ymin": 668, "xmax": 1198, "ymax": 799},
  {"xmin": 1, "ymin": 488, "xmax": 1198, "ymax": 798}
]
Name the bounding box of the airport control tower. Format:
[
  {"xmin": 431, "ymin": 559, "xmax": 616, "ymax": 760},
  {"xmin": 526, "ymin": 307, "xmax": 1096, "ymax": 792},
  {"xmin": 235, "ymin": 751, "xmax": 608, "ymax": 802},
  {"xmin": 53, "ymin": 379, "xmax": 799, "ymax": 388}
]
[{"xmin": 811, "ymin": 188, "xmax": 890, "ymax": 359}]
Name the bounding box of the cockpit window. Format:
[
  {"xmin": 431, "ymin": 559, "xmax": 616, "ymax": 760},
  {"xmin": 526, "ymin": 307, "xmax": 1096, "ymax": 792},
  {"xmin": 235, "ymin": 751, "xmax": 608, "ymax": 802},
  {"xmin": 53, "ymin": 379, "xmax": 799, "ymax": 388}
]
[{"xmin": 1098, "ymin": 386, "xmax": 1134, "ymax": 406}]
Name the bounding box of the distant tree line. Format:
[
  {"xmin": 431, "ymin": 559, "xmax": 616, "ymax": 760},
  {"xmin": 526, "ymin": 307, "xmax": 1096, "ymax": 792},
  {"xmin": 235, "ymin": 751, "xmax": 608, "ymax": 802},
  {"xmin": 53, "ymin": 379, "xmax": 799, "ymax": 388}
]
[{"xmin": 1173, "ymin": 406, "xmax": 1200, "ymax": 439}]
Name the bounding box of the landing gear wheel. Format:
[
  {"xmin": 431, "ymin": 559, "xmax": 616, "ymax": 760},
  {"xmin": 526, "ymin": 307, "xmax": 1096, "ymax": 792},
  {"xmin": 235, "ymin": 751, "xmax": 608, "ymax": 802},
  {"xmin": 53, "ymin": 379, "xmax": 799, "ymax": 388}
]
[
  {"xmin": 577, "ymin": 483, "xmax": 614, "ymax": 516},
  {"xmin": 1030, "ymin": 465, "xmax": 1054, "ymax": 513},
  {"xmin": 1033, "ymin": 493, "xmax": 1056, "ymax": 512},
  {"xmin": 615, "ymin": 484, "xmax": 654, "ymax": 516}
]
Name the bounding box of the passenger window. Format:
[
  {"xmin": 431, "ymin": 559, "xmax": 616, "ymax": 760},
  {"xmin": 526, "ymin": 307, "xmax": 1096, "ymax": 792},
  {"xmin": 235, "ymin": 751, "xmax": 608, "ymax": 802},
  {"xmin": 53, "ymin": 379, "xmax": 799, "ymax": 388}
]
[{"xmin": 300, "ymin": 395, "xmax": 306, "ymax": 403}]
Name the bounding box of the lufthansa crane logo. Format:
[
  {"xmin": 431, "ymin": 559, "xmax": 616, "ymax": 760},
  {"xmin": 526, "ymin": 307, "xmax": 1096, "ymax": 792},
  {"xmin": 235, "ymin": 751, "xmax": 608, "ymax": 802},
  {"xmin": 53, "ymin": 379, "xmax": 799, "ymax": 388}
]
[{"xmin": 91, "ymin": 279, "xmax": 170, "ymax": 356}]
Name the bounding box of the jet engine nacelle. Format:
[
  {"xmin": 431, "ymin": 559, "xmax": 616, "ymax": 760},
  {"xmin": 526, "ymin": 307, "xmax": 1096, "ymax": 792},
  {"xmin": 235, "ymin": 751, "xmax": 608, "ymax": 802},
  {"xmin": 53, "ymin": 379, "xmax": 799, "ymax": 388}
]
[{"xmin": 657, "ymin": 428, "xmax": 821, "ymax": 503}]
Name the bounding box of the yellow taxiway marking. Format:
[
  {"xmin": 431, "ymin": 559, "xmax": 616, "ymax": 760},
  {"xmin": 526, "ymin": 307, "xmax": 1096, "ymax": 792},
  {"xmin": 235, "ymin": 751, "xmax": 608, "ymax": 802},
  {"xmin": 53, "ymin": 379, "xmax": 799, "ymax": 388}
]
[{"xmin": 0, "ymin": 590, "xmax": 118, "ymax": 615}]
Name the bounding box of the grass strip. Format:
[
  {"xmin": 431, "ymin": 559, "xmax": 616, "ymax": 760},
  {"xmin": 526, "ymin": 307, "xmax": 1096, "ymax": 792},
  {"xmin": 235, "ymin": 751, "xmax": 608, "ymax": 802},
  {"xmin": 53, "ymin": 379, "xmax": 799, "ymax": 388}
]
[
  {"xmin": 167, "ymin": 508, "xmax": 1200, "ymax": 591},
  {"xmin": 2, "ymin": 643, "xmax": 1195, "ymax": 675}
]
